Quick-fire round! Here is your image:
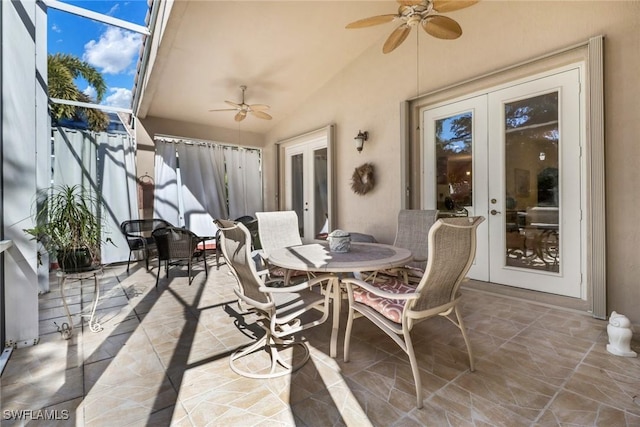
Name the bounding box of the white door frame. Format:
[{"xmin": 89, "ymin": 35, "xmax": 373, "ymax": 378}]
[
  {"xmin": 422, "ymin": 64, "xmax": 586, "ymax": 299},
  {"xmin": 277, "ymin": 125, "xmax": 335, "ymax": 242}
]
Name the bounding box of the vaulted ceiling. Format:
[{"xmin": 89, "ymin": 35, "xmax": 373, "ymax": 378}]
[{"xmin": 137, "ymin": 1, "xmax": 424, "ymax": 134}]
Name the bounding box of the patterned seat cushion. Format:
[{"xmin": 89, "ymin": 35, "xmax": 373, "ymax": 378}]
[{"xmin": 352, "ymin": 279, "xmax": 417, "ymax": 323}]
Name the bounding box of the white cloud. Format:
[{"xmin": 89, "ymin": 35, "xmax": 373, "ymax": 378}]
[
  {"xmin": 83, "ymin": 86, "xmax": 97, "ymax": 101},
  {"xmin": 107, "ymin": 4, "xmax": 120, "ymax": 16},
  {"xmin": 51, "ymin": 24, "xmax": 61, "ymax": 33},
  {"xmin": 83, "ymin": 27, "xmax": 142, "ymax": 74},
  {"xmin": 104, "ymin": 87, "xmax": 132, "ymax": 109}
]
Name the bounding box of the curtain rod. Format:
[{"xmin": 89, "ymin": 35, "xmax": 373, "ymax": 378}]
[{"xmin": 154, "ymin": 134, "xmax": 261, "ymax": 152}]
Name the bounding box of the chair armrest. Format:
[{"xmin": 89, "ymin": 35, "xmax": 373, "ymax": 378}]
[{"xmin": 341, "ymin": 277, "xmax": 419, "ymax": 300}]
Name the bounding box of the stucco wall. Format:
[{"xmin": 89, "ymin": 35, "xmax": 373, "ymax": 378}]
[{"xmin": 263, "ymin": 1, "xmax": 640, "ymax": 324}]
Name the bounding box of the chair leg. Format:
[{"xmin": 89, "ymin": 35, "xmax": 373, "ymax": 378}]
[
  {"xmin": 155, "ymin": 258, "xmax": 161, "ymax": 287},
  {"xmin": 203, "ymin": 254, "xmax": 208, "ymax": 277},
  {"xmin": 403, "ymin": 330, "xmax": 424, "ymax": 409},
  {"xmin": 455, "ymin": 305, "xmax": 475, "ymax": 372},
  {"xmin": 188, "ymin": 259, "xmax": 192, "ymax": 285},
  {"xmin": 343, "ymin": 305, "xmax": 355, "ymax": 363},
  {"xmin": 126, "ymin": 251, "xmax": 132, "ymax": 273}
]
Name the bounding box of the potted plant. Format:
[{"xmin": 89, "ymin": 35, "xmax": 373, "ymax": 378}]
[{"xmin": 25, "ymin": 184, "xmax": 109, "ymax": 272}]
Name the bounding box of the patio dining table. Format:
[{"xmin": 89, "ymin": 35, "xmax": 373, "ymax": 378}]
[{"xmin": 267, "ymin": 242, "xmax": 412, "ymax": 357}]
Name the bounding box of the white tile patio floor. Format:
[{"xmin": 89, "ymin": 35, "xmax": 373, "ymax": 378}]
[{"xmin": 1, "ymin": 260, "xmax": 639, "ymax": 426}]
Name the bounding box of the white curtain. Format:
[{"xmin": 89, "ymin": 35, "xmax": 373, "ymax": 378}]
[
  {"xmin": 52, "ymin": 128, "xmax": 138, "ymax": 265},
  {"xmin": 175, "ymin": 143, "xmax": 227, "ymax": 237},
  {"xmin": 225, "ymin": 147, "xmax": 262, "ymax": 219},
  {"xmin": 153, "ymin": 140, "xmax": 180, "ymax": 226},
  {"xmin": 53, "ymin": 128, "xmax": 98, "ymax": 198},
  {"xmin": 97, "ymin": 133, "xmax": 138, "ymax": 264}
]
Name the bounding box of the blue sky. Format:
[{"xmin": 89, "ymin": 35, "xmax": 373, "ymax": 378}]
[{"xmin": 48, "ymin": 1, "xmax": 150, "ymax": 109}]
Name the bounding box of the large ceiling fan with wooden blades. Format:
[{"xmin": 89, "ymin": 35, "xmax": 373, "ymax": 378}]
[
  {"xmin": 346, "ymin": 0, "xmax": 478, "ymax": 54},
  {"xmin": 209, "ymin": 85, "xmax": 272, "ymax": 122}
]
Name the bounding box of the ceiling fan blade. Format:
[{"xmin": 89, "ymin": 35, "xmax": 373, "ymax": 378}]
[
  {"xmin": 422, "ymin": 15, "xmax": 462, "ymax": 39},
  {"xmin": 251, "ymin": 110, "xmax": 272, "ymax": 120},
  {"xmin": 346, "ymin": 14, "xmax": 396, "ymax": 29},
  {"xmin": 234, "ymin": 111, "xmax": 247, "ymax": 122},
  {"xmin": 208, "ymin": 108, "xmax": 237, "ymax": 112},
  {"xmin": 383, "ymin": 23, "xmax": 411, "ymax": 54},
  {"xmin": 225, "ymin": 100, "xmax": 241, "ymax": 108},
  {"xmin": 249, "ymin": 104, "xmax": 270, "ymax": 111},
  {"xmin": 432, "ymin": 0, "xmax": 478, "ymax": 13},
  {"xmin": 397, "ymin": 0, "xmax": 423, "ymax": 6}
]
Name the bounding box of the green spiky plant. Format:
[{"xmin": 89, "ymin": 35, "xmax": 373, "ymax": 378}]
[{"xmin": 25, "ymin": 184, "xmax": 110, "ymax": 271}]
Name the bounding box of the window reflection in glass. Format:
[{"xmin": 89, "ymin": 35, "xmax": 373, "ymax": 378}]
[
  {"xmin": 435, "ymin": 112, "xmax": 473, "ymax": 211},
  {"xmin": 291, "ymin": 154, "xmax": 304, "ymax": 237},
  {"xmin": 504, "ymin": 92, "xmax": 560, "ymax": 272}
]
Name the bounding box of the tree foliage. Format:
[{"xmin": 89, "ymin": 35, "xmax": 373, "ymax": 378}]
[{"xmin": 48, "ymin": 53, "xmax": 109, "ymax": 132}]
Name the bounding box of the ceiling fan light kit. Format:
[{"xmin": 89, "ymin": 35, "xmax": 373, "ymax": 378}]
[
  {"xmin": 209, "ymin": 85, "xmax": 272, "ymax": 122},
  {"xmin": 346, "ymin": 0, "xmax": 478, "ymax": 53}
]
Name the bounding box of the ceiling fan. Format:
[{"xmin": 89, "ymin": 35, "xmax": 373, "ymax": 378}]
[
  {"xmin": 209, "ymin": 85, "xmax": 272, "ymax": 122},
  {"xmin": 346, "ymin": 0, "xmax": 478, "ymax": 54}
]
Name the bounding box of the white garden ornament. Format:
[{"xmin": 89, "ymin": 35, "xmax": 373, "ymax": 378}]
[{"xmin": 606, "ymin": 311, "xmax": 637, "ymax": 357}]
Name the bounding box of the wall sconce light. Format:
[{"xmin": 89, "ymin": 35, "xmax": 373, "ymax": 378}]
[
  {"xmin": 539, "ymin": 151, "xmax": 546, "ymax": 161},
  {"xmin": 354, "ymin": 130, "xmax": 368, "ymax": 153}
]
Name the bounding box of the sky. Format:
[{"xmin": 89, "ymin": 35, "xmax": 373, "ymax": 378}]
[{"xmin": 47, "ymin": 0, "xmax": 150, "ymax": 109}]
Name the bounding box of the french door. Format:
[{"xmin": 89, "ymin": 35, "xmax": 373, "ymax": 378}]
[
  {"xmin": 284, "ymin": 136, "xmax": 329, "ymax": 243},
  {"xmin": 423, "ymin": 67, "xmax": 583, "ymax": 297}
]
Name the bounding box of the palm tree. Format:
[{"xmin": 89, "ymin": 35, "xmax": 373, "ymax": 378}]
[{"xmin": 47, "ymin": 53, "xmax": 109, "ymax": 132}]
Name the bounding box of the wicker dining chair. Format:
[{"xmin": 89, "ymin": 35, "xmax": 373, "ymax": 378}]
[
  {"xmin": 151, "ymin": 226, "xmax": 207, "ymax": 286},
  {"xmin": 342, "ymin": 216, "xmax": 485, "ymax": 409},
  {"xmin": 215, "ymin": 218, "xmax": 332, "ymax": 378},
  {"xmin": 120, "ymin": 218, "xmax": 173, "ymax": 272}
]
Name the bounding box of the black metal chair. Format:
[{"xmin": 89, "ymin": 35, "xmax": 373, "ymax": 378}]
[
  {"xmin": 120, "ymin": 219, "xmax": 174, "ymax": 272},
  {"xmin": 151, "ymin": 226, "xmax": 208, "ymax": 286}
]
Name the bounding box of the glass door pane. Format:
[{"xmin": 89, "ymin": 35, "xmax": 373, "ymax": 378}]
[
  {"xmin": 290, "ymin": 153, "xmax": 304, "ymax": 237},
  {"xmin": 435, "ymin": 112, "xmax": 473, "ymax": 213},
  {"xmin": 313, "ymin": 148, "xmax": 328, "ymax": 239},
  {"xmin": 504, "ymin": 92, "xmax": 560, "ymax": 272}
]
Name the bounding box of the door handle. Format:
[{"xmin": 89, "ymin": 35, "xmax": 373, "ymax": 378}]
[{"xmin": 490, "ymin": 209, "xmax": 501, "ymax": 216}]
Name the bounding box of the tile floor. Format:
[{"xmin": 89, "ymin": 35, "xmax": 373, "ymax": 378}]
[{"xmin": 1, "ymin": 261, "xmax": 639, "ymax": 426}]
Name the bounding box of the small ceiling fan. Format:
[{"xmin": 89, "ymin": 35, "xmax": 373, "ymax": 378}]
[
  {"xmin": 209, "ymin": 85, "xmax": 272, "ymax": 122},
  {"xmin": 346, "ymin": 0, "xmax": 478, "ymax": 54}
]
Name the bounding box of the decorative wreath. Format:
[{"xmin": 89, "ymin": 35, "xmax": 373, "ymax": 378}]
[{"xmin": 351, "ymin": 163, "xmax": 375, "ymax": 195}]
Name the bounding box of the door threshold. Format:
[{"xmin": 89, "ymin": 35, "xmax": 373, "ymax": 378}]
[{"xmin": 463, "ymin": 279, "xmax": 591, "ymax": 315}]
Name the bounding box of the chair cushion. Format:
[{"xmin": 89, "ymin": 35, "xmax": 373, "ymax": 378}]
[{"xmin": 352, "ymin": 279, "xmax": 416, "ymax": 323}]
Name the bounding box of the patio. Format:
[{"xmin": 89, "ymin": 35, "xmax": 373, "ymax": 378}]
[{"xmin": 2, "ymin": 261, "xmax": 639, "ymax": 426}]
